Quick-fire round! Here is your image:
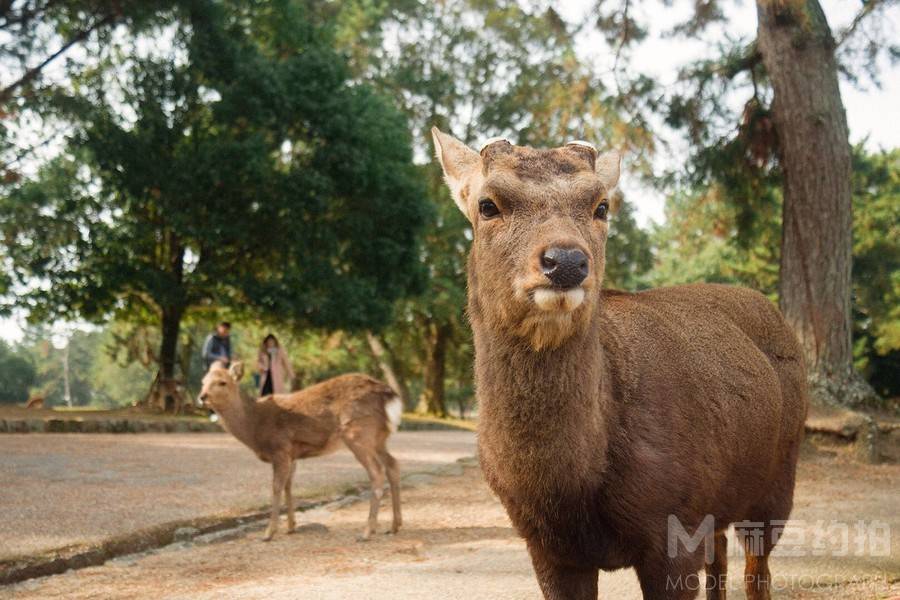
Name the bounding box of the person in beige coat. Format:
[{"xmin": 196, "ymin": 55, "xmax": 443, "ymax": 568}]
[{"xmin": 257, "ymin": 334, "xmax": 295, "ymax": 396}]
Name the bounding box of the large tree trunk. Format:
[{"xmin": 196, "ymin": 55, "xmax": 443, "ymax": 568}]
[
  {"xmin": 756, "ymin": 0, "xmax": 876, "ymax": 406},
  {"xmin": 417, "ymin": 322, "xmax": 450, "ymax": 416},
  {"xmin": 159, "ymin": 307, "xmax": 183, "ymax": 381},
  {"xmin": 150, "ymin": 305, "xmax": 186, "ymax": 413}
]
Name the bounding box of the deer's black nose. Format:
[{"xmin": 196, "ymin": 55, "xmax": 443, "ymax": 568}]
[{"xmin": 541, "ymin": 247, "xmax": 589, "ymax": 289}]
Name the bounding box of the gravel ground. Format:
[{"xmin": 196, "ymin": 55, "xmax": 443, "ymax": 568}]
[
  {"xmin": 0, "ymin": 431, "xmax": 476, "ymax": 561},
  {"xmin": 3, "ymin": 443, "xmax": 898, "ymax": 599}
]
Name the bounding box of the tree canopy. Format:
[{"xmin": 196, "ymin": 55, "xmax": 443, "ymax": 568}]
[
  {"xmin": 0, "ymin": 339, "xmax": 35, "ymax": 404},
  {"xmin": 1, "ymin": 0, "xmax": 426, "ymax": 380}
]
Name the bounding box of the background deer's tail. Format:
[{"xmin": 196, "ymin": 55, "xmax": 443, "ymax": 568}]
[{"xmin": 384, "ymin": 394, "xmax": 402, "ymax": 433}]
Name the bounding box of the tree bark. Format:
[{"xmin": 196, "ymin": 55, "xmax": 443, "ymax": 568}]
[
  {"xmin": 756, "ymin": 0, "xmax": 876, "ymax": 406},
  {"xmin": 417, "ymin": 322, "xmax": 450, "ymax": 416},
  {"xmin": 148, "ymin": 305, "xmax": 185, "ymax": 413},
  {"xmin": 365, "ymin": 331, "xmax": 412, "ymax": 409},
  {"xmin": 159, "ymin": 306, "xmax": 183, "ymax": 381}
]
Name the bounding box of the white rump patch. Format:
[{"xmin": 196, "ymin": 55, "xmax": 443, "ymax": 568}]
[
  {"xmin": 533, "ymin": 287, "xmax": 585, "ymax": 312},
  {"xmin": 385, "ymin": 395, "xmax": 403, "ymax": 433}
]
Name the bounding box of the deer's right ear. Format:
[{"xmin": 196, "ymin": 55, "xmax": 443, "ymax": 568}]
[
  {"xmin": 431, "ymin": 127, "xmax": 479, "ymax": 218},
  {"xmin": 229, "ymin": 361, "xmax": 244, "ymax": 382}
]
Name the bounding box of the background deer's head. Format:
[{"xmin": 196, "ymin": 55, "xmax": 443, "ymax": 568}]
[{"xmin": 198, "ymin": 362, "xmax": 244, "ymax": 411}]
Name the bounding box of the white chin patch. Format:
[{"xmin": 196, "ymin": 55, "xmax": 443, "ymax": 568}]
[{"xmin": 533, "ymin": 287, "xmax": 585, "ymax": 312}]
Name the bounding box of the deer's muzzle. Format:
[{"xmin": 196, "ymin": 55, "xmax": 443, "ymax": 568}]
[{"xmin": 540, "ymin": 247, "xmax": 589, "ymax": 289}]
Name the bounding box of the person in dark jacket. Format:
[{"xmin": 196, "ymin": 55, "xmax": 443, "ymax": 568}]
[{"xmin": 202, "ymin": 322, "xmax": 232, "ymax": 371}]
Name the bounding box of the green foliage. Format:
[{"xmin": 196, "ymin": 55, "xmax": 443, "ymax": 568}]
[
  {"xmin": 0, "ymin": 339, "xmax": 36, "ymax": 404},
  {"xmin": 650, "ymin": 184, "xmax": 781, "ymax": 298},
  {"xmin": 652, "ymin": 147, "xmax": 900, "ymax": 397},
  {"xmin": 1, "ymin": 2, "xmax": 178, "ymax": 183},
  {"xmin": 606, "ymin": 200, "xmax": 654, "ymax": 290},
  {"xmin": 8, "ymin": 325, "xmax": 156, "ymax": 407},
  {"xmin": 16, "ymin": 327, "xmax": 103, "ymax": 406},
  {"xmin": 86, "ymin": 326, "xmax": 155, "ymax": 407},
  {"xmin": 321, "ymin": 0, "xmax": 655, "ymax": 414},
  {"xmin": 1, "ymin": 0, "xmax": 426, "ymax": 383},
  {"xmin": 851, "ymin": 149, "xmax": 900, "ymax": 397}
]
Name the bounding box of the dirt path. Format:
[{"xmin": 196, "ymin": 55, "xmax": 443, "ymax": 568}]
[
  {"xmin": 5, "ymin": 444, "xmax": 898, "ymax": 600},
  {"xmin": 0, "ymin": 431, "xmax": 475, "ymax": 562}
]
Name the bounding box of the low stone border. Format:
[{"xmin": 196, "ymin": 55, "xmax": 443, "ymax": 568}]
[
  {"xmin": 0, "ymin": 417, "xmax": 471, "ymax": 434},
  {"xmin": 805, "ymin": 406, "xmax": 886, "ymax": 463},
  {"xmin": 0, "ymin": 456, "xmax": 479, "ymax": 587},
  {"xmin": 0, "ymin": 418, "xmax": 223, "ymax": 434}
]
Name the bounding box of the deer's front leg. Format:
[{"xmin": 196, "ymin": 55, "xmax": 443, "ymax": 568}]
[
  {"xmin": 529, "ymin": 544, "xmax": 598, "ymax": 600},
  {"xmin": 264, "ymin": 455, "xmax": 291, "ymax": 541}
]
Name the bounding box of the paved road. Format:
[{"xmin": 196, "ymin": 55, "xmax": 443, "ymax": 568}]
[
  {"xmin": 4, "ymin": 445, "xmax": 898, "ymax": 599},
  {"xmin": 0, "ymin": 431, "xmax": 476, "ymax": 561}
]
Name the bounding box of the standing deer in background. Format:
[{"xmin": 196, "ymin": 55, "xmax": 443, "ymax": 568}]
[
  {"xmin": 198, "ymin": 363, "xmax": 403, "ymax": 541},
  {"xmin": 145, "ymin": 371, "xmax": 189, "ymax": 414},
  {"xmin": 25, "ymin": 396, "xmax": 44, "ymax": 409},
  {"xmin": 432, "ymin": 128, "xmax": 808, "ymax": 600}
]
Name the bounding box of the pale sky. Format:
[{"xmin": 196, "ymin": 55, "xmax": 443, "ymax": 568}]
[{"xmin": 2, "ymin": 0, "xmax": 898, "ymax": 344}]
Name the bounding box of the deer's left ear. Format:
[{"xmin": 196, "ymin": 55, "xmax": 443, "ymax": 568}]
[
  {"xmin": 431, "ymin": 127, "xmax": 480, "ymax": 218},
  {"xmin": 595, "ymin": 150, "xmax": 621, "ymax": 191},
  {"xmin": 229, "ymin": 361, "xmax": 244, "ymax": 382}
]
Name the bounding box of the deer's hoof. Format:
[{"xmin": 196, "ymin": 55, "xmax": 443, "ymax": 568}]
[{"xmin": 262, "ymin": 531, "xmax": 275, "ymax": 542}]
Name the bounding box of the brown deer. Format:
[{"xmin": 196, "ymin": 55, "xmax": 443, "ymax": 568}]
[
  {"xmin": 198, "ymin": 362, "xmax": 402, "ymax": 541},
  {"xmin": 432, "ymin": 128, "xmax": 808, "ymax": 600},
  {"xmin": 145, "ymin": 371, "xmax": 189, "ymax": 414},
  {"xmin": 25, "ymin": 396, "xmax": 45, "ymax": 409}
]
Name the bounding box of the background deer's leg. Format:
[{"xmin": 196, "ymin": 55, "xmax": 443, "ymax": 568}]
[
  {"xmin": 344, "ymin": 433, "xmax": 385, "ymax": 540},
  {"xmin": 284, "ymin": 460, "xmax": 297, "ymax": 533},
  {"xmin": 263, "ymin": 455, "xmax": 291, "ymax": 541},
  {"xmin": 376, "ymin": 442, "xmax": 402, "ymax": 533}
]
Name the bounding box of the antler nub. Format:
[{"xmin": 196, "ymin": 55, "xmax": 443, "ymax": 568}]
[
  {"xmin": 479, "ymin": 137, "xmax": 511, "ymax": 154},
  {"xmin": 566, "ymin": 140, "xmax": 597, "ymax": 152}
]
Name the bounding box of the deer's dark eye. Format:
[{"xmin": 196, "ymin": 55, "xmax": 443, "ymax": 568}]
[
  {"xmin": 478, "ymin": 199, "xmax": 500, "ymax": 219},
  {"xmin": 593, "ymin": 201, "xmax": 609, "ymax": 221}
]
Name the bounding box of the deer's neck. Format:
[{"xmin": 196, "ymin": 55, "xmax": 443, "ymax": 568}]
[
  {"xmin": 473, "ymin": 304, "xmax": 617, "ymax": 494},
  {"xmin": 215, "ymin": 397, "xmax": 259, "ymax": 452}
]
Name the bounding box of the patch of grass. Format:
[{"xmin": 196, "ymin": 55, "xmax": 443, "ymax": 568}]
[{"xmin": 401, "ymin": 413, "xmax": 477, "ymax": 432}]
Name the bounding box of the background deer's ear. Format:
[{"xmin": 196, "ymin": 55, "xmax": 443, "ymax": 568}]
[
  {"xmin": 431, "ymin": 127, "xmax": 479, "ymax": 218},
  {"xmin": 229, "ymin": 361, "xmax": 244, "ymax": 382},
  {"xmin": 596, "ymin": 150, "xmax": 621, "ymax": 191}
]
